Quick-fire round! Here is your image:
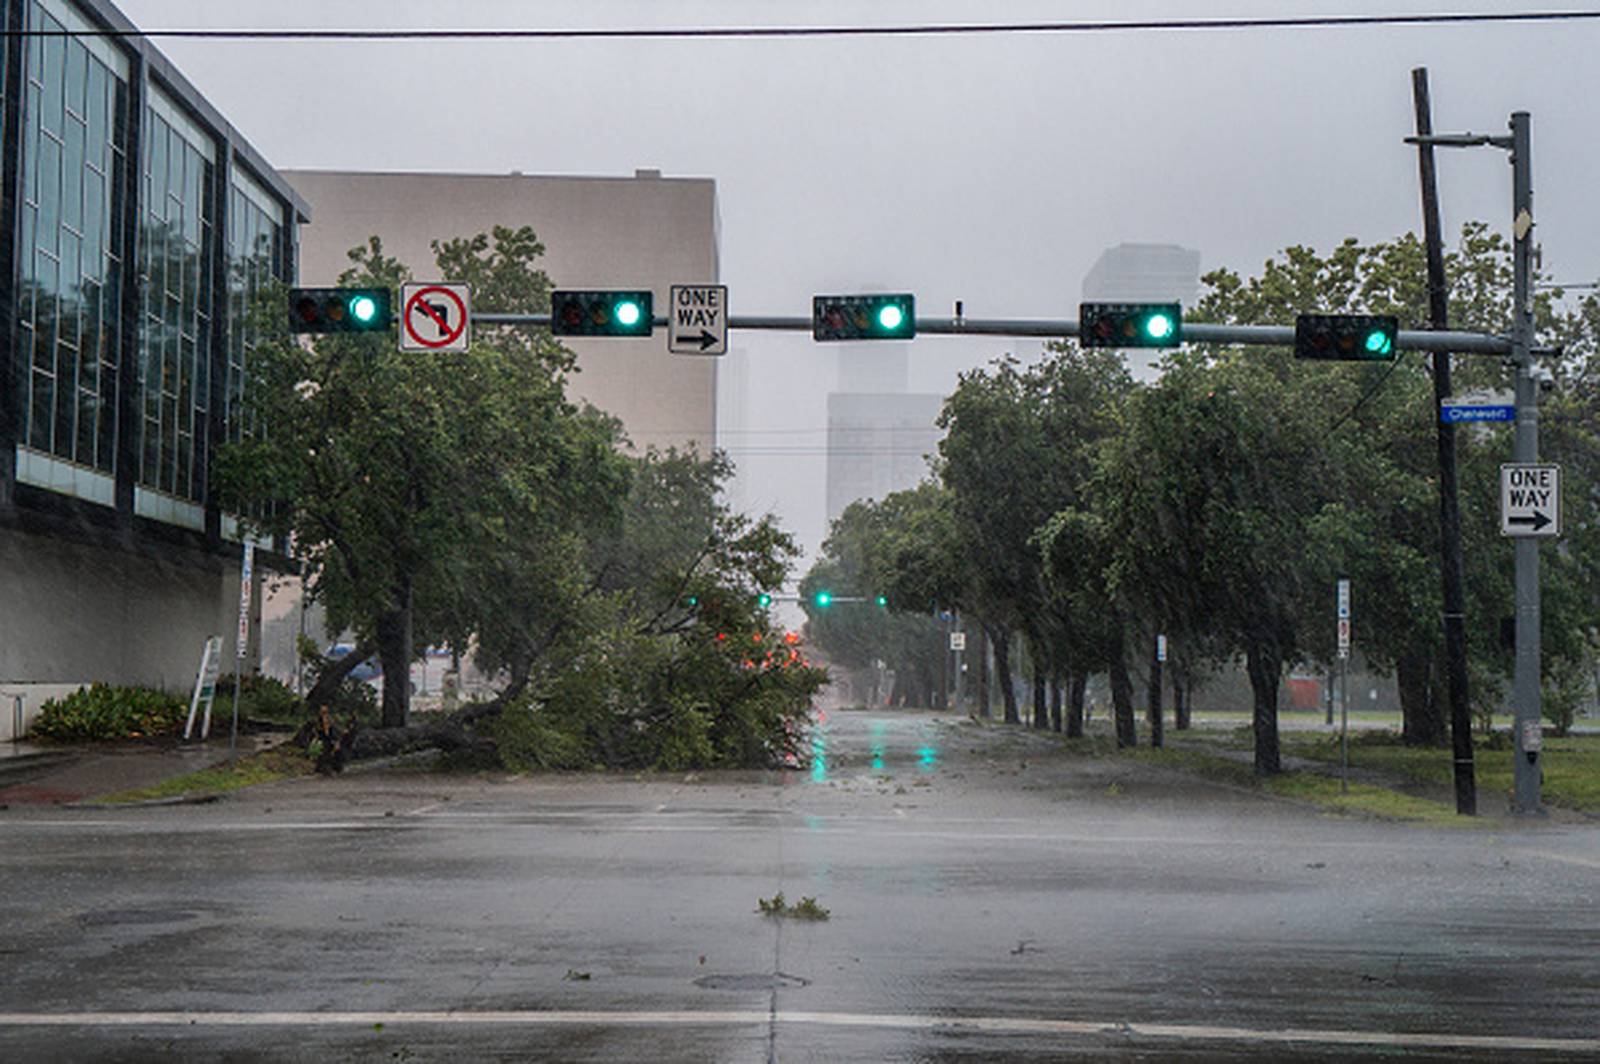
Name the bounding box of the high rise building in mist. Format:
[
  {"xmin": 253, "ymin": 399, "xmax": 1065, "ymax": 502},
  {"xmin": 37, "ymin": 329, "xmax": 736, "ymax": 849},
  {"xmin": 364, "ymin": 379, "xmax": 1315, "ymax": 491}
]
[
  {"xmin": 1082, "ymin": 243, "xmax": 1202, "ymax": 305},
  {"xmin": 824, "ymin": 346, "xmax": 942, "ymax": 528},
  {"xmin": 1082, "ymin": 243, "xmax": 1203, "ymax": 381}
]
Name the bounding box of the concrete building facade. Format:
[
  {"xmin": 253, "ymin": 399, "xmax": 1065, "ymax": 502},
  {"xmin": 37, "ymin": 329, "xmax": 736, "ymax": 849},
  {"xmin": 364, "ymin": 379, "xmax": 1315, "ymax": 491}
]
[
  {"xmin": 283, "ymin": 168, "xmax": 720, "ymax": 454},
  {"xmin": 0, "ymin": 0, "xmax": 306, "ymax": 735}
]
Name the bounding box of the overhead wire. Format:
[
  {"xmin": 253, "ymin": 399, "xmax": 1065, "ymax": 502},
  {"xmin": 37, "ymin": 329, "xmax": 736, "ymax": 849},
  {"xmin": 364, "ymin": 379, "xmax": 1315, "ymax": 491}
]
[{"xmin": 7, "ymin": 10, "xmax": 1600, "ymax": 41}]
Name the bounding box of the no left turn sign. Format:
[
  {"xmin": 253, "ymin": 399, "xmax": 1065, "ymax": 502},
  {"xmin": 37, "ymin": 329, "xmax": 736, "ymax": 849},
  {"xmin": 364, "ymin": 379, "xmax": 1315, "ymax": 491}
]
[{"xmin": 400, "ymin": 283, "xmax": 471, "ymax": 353}]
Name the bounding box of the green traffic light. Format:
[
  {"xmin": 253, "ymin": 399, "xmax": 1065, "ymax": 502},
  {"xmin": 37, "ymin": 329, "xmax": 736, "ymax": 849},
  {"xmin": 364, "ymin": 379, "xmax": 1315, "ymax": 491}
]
[
  {"xmin": 757, "ymin": 593, "xmax": 773, "ymax": 608},
  {"xmin": 877, "ymin": 304, "xmax": 904, "ymax": 332},
  {"xmin": 349, "ymin": 294, "xmax": 378, "ymax": 324},
  {"xmin": 1365, "ymin": 329, "xmax": 1393, "ymax": 356},
  {"xmin": 615, "ymin": 300, "xmax": 643, "ymax": 328},
  {"xmin": 875, "ymin": 595, "xmax": 888, "ymax": 608},
  {"xmin": 813, "ymin": 591, "xmax": 831, "ymax": 608},
  {"xmin": 1144, "ymin": 313, "xmax": 1175, "ymax": 341}
]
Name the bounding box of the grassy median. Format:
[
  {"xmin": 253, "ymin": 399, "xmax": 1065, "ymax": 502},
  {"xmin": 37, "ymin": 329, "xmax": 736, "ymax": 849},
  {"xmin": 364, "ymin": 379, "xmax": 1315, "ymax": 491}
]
[{"xmin": 95, "ymin": 746, "xmax": 313, "ymax": 804}]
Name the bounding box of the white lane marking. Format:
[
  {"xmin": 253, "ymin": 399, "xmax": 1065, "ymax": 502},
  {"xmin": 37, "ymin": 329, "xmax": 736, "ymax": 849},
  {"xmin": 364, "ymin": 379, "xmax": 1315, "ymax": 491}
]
[
  {"xmin": 406, "ymin": 802, "xmax": 443, "ymax": 817},
  {"xmin": 0, "ymin": 1010, "xmax": 1593, "ymax": 1053}
]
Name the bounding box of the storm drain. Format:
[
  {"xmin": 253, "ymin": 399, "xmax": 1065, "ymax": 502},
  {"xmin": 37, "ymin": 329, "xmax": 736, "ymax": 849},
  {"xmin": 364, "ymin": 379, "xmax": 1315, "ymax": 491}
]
[{"xmin": 693, "ymin": 972, "xmax": 810, "ymax": 992}]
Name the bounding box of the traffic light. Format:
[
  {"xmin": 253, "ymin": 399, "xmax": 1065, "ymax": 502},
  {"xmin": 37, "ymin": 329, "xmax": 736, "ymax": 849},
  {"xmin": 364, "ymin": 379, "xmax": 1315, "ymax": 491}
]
[
  {"xmin": 875, "ymin": 595, "xmax": 888, "ymax": 608},
  {"xmin": 812, "ymin": 590, "xmax": 832, "ymax": 608},
  {"xmin": 1079, "ymin": 302, "xmax": 1182, "ymax": 348},
  {"xmin": 289, "ymin": 287, "xmax": 393, "ymax": 334},
  {"xmin": 550, "ymin": 290, "xmax": 654, "ymax": 337},
  {"xmin": 757, "ymin": 593, "xmax": 773, "ymax": 608},
  {"xmin": 1295, "ymin": 314, "xmax": 1399, "ymax": 361},
  {"xmin": 812, "ymin": 294, "xmax": 916, "ymax": 341}
]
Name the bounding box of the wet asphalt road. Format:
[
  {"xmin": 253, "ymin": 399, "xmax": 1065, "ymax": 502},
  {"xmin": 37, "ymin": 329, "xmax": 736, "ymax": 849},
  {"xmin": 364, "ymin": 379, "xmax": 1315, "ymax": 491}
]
[{"xmin": 1, "ymin": 708, "xmax": 1597, "ymax": 1062}]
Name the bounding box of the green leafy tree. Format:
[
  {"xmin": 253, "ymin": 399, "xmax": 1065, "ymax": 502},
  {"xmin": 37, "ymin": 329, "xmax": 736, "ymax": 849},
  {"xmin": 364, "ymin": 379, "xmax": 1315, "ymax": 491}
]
[{"xmin": 215, "ymin": 228, "xmax": 617, "ymax": 728}]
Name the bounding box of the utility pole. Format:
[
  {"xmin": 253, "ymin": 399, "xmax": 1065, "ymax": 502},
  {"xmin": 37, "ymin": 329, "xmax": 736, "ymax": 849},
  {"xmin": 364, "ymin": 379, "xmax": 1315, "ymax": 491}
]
[
  {"xmin": 1406, "ymin": 111, "xmax": 1543, "ymax": 814},
  {"xmin": 1410, "ymin": 68, "xmax": 1475, "ymax": 816},
  {"xmin": 1508, "ymin": 112, "xmax": 1544, "ymax": 816}
]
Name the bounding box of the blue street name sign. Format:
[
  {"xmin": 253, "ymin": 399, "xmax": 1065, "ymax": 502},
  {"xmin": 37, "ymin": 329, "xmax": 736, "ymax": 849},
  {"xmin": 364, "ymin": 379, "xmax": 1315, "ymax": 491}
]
[{"xmin": 1440, "ymin": 403, "xmax": 1516, "ymax": 424}]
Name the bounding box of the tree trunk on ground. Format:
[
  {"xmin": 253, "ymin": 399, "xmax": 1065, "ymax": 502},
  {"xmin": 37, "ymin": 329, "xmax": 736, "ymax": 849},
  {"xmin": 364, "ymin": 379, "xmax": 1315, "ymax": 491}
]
[
  {"xmin": 1398, "ymin": 650, "xmax": 1447, "ymax": 747},
  {"xmin": 375, "ymin": 576, "xmax": 414, "ymax": 729},
  {"xmin": 1067, "ymin": 671, "xmax": 1086, "ymax": 738},
  {"xmin": 1049, "ymin": 676, "xmax": 1063, "ymax": 733},
  {"xmin": 1109, "ymin": 632, "xmax": 1137, "ymax": 749},
  {"xmin": 303, "ymin": 638, "xmax": 379, "ymax": 714},
  {"xmin": 1032, "ymin": 665, "xmax": 1048, "ymax": 730},
  {"xmin": 993, "ymin": 627, "xmax": 1020, "ymax": 725},
  {"xmin": 975, "ymin": 626, "xmax": 991, "ymax": 718},
  {"xmin": 296, "ymin": 696, "xmax": 504, "ymax": 772},
  {"xmin": 1245, "ymin": 639, "xmax": 1283, "ymax": 776}
]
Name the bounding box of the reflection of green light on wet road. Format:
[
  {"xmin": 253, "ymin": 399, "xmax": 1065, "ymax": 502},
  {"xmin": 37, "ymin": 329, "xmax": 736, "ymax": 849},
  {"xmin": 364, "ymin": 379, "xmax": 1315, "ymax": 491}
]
[
  {"xmin": 917, "ymin": 745, "xmax": 939, "ymax": 771},
  {"xmin": 810, "ymin": 725, "xmax": 828, "ymax": 783},
  {"xmin": 871, "ymin": 748, "xmax": 884, "ymax": 772}
]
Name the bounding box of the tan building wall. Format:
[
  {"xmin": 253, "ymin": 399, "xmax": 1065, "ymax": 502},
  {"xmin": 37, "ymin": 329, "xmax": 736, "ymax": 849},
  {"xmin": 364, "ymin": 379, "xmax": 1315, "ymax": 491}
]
[{"xmin": 283, "ymin": 169, "xmax": 719, "ymax": 454}]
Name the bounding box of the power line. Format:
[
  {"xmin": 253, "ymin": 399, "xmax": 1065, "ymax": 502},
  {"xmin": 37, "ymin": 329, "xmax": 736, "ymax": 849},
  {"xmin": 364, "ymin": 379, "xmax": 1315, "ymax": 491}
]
[{"xmin": 8, "ymin": 11, "xmax": 1600, "ymax": 41}]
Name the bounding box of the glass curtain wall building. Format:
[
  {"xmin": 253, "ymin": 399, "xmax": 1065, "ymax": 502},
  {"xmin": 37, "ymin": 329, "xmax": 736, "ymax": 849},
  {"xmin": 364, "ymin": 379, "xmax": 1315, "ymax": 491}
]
[{"xmin": 0, "ymin": 0, "xmax": 306, "ymax": 718}]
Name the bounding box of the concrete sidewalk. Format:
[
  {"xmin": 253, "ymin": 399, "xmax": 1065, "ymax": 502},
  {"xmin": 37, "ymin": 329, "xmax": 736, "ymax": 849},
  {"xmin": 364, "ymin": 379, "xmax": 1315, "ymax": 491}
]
[{"xmin": 0, "ymin": 734, "xmax": 281, "ymax": 805}]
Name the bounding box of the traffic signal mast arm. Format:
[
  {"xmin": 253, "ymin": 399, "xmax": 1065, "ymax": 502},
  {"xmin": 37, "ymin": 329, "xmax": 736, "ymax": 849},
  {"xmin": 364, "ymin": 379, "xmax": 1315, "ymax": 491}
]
[{"xmin": 471, "ymin": 312, "xmax": 1513, "ymax": 355}]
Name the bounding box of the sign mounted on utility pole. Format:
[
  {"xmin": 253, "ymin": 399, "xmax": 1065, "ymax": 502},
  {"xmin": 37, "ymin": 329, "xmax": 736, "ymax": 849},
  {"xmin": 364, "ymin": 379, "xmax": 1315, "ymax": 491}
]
[
  {"xmin": 1336, "ymin": 578, "xmax": 1351, "ymax": 660},
  {"xmin": 669, "ymin": 284, "xmax": 727, "ymax": 355},
  {"xmin": 1500, "ymin": 463, "xmax": 1560, "ymax": 537},
  {"xmin": 949, "ymin": 632, "xmax": 967, "ymax": 652},
  {"xmin": 400, "ymin": 283, "xmax": 471, "ymax": 353}
]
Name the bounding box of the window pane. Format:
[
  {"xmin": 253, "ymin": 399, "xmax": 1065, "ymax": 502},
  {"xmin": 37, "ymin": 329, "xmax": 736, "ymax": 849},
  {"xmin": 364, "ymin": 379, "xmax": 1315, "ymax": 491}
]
[{"xmin": 65, "ymin": 38, "xmax": 86, "ymax": 118}]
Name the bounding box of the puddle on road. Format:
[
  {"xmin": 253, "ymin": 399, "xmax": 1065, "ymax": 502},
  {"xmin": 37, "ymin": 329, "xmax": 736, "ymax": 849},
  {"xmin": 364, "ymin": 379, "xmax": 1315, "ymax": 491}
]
[{"xmin": 807, "ymin": 714, "xmax": 944, "ymax": 784}]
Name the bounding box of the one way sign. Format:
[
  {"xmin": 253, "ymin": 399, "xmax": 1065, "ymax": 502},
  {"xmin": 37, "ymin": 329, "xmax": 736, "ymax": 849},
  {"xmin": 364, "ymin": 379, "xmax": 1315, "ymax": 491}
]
[
  {"xmin": 1501, "ymin": 463, "xmax": 1561, "ymax": 538},
  {"xmin": 669, "ymin": 285, "xmax": 727, "ymax": 356}
]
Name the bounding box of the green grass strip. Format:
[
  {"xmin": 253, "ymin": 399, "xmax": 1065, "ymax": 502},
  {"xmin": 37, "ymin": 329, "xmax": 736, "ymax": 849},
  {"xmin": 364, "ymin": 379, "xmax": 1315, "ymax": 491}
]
[{"xmin": 95, "ymin": 747, "xmax": 312, "ymax": 804}]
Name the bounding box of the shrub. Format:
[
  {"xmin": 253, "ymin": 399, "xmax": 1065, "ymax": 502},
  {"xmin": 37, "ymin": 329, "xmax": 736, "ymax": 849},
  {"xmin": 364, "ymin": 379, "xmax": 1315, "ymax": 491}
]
[
  {"xmin": 213, "ymin": 674, "xmax": 301, "ymax": 724},
  {"xmin": 30, "ymin": 684, "xmax": 188, "ymax": 742}
]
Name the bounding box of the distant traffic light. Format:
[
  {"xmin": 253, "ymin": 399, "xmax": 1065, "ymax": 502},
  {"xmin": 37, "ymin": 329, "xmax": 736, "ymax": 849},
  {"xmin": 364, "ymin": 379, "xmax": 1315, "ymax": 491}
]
[
  {"xmin": 1295, "ymin": 314, "xmax": 1399, "ymax": 361},
  {"xmin": 757, "ymin": 593, "xmax": 773, "ymax": 608},
  {"xmin": 1079, "ymin": 302, "xmax": 1182, "ymax": 348},
  {"xmin": 550, "ymin": 290, "xmax": 654, "ymax": 337},
  {"xmin": 812, "ymin": 294, "xmax": 916, "ymax": 341},
  {"xmin": 875, "ymin": 595, "xmax": 888, "ymax": 608},
  {"xmin": 289, "ymin": 287, "xmax": 393, "ymax": 334},
  {"xmin": 812, "ymin": 590, "xmax": 832, "ymax": 608}
]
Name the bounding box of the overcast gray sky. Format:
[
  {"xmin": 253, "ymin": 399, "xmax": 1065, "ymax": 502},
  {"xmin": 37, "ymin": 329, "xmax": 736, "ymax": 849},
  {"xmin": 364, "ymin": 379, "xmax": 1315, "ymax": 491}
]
[{"xmin": 115, "ymin": 0, "xmax": 1600, "ymax": 564}]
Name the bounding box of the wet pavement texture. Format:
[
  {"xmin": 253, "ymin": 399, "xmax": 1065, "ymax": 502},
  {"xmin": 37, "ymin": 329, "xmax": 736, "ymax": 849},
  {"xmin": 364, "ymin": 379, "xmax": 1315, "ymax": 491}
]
[{"xmin": 1, "ymin": 708, "xmax": 1598, "ymax": 1061}]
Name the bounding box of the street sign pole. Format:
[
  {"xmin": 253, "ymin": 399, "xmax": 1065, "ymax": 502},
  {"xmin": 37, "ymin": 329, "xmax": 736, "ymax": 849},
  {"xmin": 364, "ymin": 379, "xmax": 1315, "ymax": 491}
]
[
  {"xmin": 1337, "ymin": 578, "xmax": 1351, "ymax": 794},
  {"xmin": 1508, "ymin": 112, "xmax": 1544, "ymax": 815}
]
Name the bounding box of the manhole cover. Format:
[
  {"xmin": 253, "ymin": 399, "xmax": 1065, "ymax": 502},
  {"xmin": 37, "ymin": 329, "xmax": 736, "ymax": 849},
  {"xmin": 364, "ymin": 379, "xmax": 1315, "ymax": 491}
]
[
  {"xmin": 78, "ymin": 908, "xmax": 199, "ymax": 928},
  {"xmin": 694, "ymin": 972, "xmax": 810, "ymax": 992}
]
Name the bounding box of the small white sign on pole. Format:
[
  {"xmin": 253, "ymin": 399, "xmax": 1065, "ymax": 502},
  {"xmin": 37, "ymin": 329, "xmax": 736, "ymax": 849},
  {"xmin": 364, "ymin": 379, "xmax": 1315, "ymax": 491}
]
[
  {"xmin": 1156, "ymin": 634, "xmax": 1168, "ymax": 662},
  {"xmin": 949, "ymin": 631, "xmax": 967, "ymax": 652},
  {"xmin": 236, "ymin": 542, "xmax": 255, "ymax": 661},
  {"xmin": 1336, "ymin": 579, "xmax": 1351, "ymax": 660},
  {"xmin": 1500, "ymin": 463, "xmax": 1561, "ymax": 537}
]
